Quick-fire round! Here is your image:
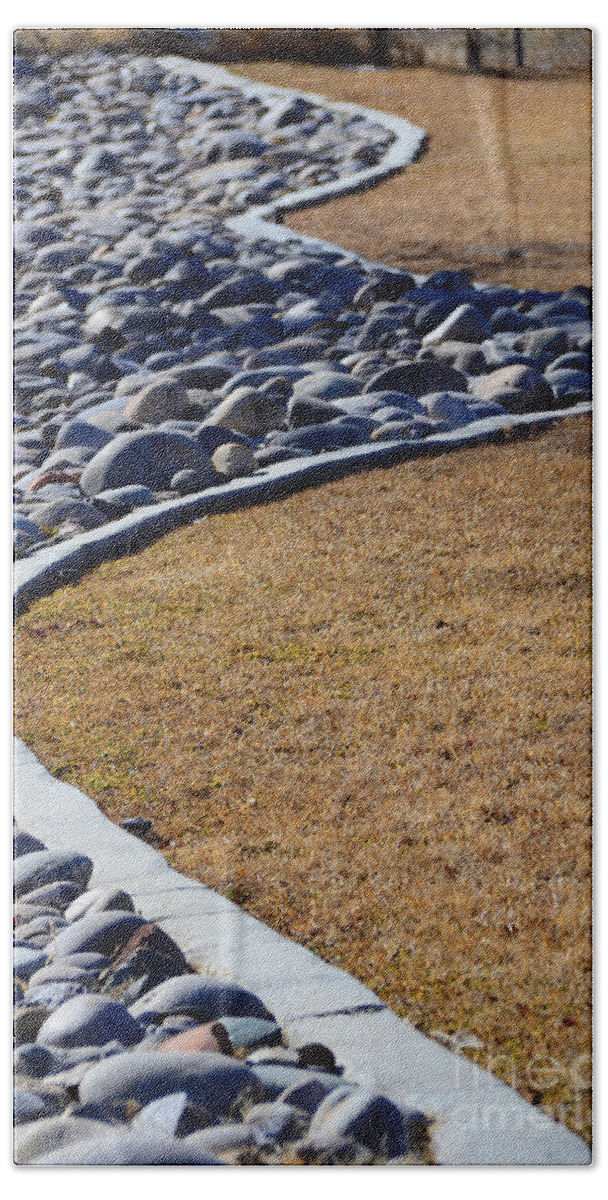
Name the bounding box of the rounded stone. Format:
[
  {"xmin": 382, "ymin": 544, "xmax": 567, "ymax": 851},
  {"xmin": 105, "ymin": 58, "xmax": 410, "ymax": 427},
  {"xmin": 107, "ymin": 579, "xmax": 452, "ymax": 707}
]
[
  {"xmin": 13, "ymin": 829, "xmax": 46, "ymax": 858},
  {"xmin": 79, "ymin": 430, "xmax": 214, "ymax": 496},
  {"xmin": 14, "ymin": 1115, "xmax": 118, "ymax": 1165},
  {"xmin": 14, "ymin": 850, "xmax": 93, "ymax": 898},
  {"xmin": 78, "ymin": 1050, "xmax": 262, "ymax": 1117},
  {"xmin": 124, "ymin": 377, "xmax": 191, "ymax": 424},
  {"xmin": 35, "ymin": 1130, "xmax": 224, "ymax": 1165},
  {"xmin": 52, "ymin": 910, "xmax": 152, "ymax": 959},
  {"xmin": 14, "ymin": 945, "xmax": 49, "ymax": 982},
  {"xmin": 129, "ymin": 974, "xmax": 274, "ymax": 1025},
  {"xmin": 20, "ymin": 881, "xmax": 81, "ymax": 912},
  {"xmin": 55, "ymin": 418, "xmax": 113, "ymax": 452},
  {"xmin": 364, "ymin": 361, "xmax": 468, "ymax": 397},
  {"xmin": 211, "ymin": 442, "xmax": 256, "ymax": 479},
  {"xmin": 64, "ymin": 886, "xmax": 135, "ymax": 923},
  {"xmin": 14, "ymin": 1088, "xmax": 60, "ymax": 1126},
  {"xmin": 37, "ymin": 994, "xmax": 143, "ymax": 1049},
  {"xmin": 13, "ymin": 1042, "xmax": 58, "ymax": 1079},
  {"xmin": 170, "ymin": 466, "xmax": 217, "ymax": 494},
  {"xmin": 421, "ymin": 391, "xmax": 472, "ymax": 425},
  {"xmin": 471, "ymin": 364, "xmax": 555, "ymax": 414},
  {"xmin": 307, "ymin": 1085, "xmax": 417, "ymax": 1158},
  {"xmin": 207, "ymin": 388, "xmax": 284, "ymax": 437},
  {"xmin": 291, "ymin": 371, "xmax": 361, "ymax": 402}
]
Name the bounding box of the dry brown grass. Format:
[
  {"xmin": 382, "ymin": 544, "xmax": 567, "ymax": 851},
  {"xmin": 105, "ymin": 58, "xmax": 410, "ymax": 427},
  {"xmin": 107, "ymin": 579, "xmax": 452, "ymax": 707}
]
[
  {"xmin": 15, "ymin": 417, "xmax": 592, "ymax": 1143},
  {"xmin": 227, "ymin": 62, "xmax": 592, "ymax": 292}
]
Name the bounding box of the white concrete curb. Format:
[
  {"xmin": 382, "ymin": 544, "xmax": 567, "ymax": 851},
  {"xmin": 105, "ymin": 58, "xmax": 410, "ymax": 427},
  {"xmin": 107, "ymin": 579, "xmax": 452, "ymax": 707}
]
[
  {"xmin": 14, "ymin": 403, "xmax": 591, "ymax": 616},
  {"xmin": 13, "ymin": 58, "xmax": 591, "ymax": 1165},
  {"xmin": 158, "ymin": 56, "xmax": 427, "ymax": 269}
]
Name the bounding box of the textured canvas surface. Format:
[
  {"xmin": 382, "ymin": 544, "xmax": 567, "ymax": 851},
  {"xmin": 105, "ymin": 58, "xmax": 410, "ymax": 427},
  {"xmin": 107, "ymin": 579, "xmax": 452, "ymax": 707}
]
[{"xmin": 13, "ymin": 27, "xmax": 592, "ymax": 1166}]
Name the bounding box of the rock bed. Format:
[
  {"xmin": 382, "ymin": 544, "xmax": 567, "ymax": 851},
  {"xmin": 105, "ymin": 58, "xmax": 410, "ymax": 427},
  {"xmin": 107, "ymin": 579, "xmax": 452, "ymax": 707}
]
[
  {"xmin": 13, "ymin": 824, "xmax": 432, "ymax": 1165},
  {"xmin": 14, "ymin": 50, "xmax": 591, "ymax": 559}
]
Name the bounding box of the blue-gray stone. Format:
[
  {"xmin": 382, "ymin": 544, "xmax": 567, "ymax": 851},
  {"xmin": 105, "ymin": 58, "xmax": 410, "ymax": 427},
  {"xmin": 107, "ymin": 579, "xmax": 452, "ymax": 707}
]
[
  {"xmin": 183, "ymin": 1124, "xmax": 262, "ymax": 1157},
  {"xmin": 423, "ymin": 303, "xmax": 491, "ymax": 346},
  {"xmin": 14, "ymin": 945, "xmax": 48, "ymax": 981},
  {"xmin": 281, "ymin": 1077, "xmax": 334, "ymax": 1114},
  {"xmin": 221, "ymin": 366, "xmax": 309, "ymax": 396},
  {"xmin": 13, "ymin": 514, "xmax": 43, "ymax": 545},
  {"xmin": 287, "ymin": 395, "xmax": 344, "ymax": 428},
  {"xmin": 52, "ymin": 911, "xmax": 151, "ymax": 959},
  {"xmin": 291, "ymin": 371, "xmax": 361, "ymax": 401},
  {"xmin": 513, "ymin": 326, "xmax": 572, "ymax": 368},
  {"xmin": 421, "ymin": 391, "xmax": 473, "ymax": 425},
  {"xmin": 26, "ymin": 982, "xmax": 89, "ymax": 1011},
  {"xmin": 33, "ymin": 498, "xmax": 106, "ymax": 531},
  {"xmin": 37, "ymin": 994, "xmax": 144, "ymax": 1049},
  {"xmin": 79, "ymin": 429, "xmax": 213, "ymax": 496},
  {"xmin": 28, "ymin": 958, "xmax": 108, "ymax": 988},
  {"xmin": 308, "ymin": 1086, "xmax": 428, "ymax": 1159},
  {"xmin": 364, "ymin": 361, "xmax": 468, "ymax": 397},
  {"xmin": 13, "ymin": 829, "xmax": 46, "ymax": 858},
  {"xmin": 14, "ymin": 1115, "xmax": 119, "ymax": 1164},
  {"xmin": 547, "ymin": 351, "xmax": 590, "ymax": 373},
  {"xmin": 14, "ymin": 913, "xmax": 67, "ymax": 942},
  {"xmin": 130, "ymin": 974, "xmax": 273, "ymax": 1024},
  {"xmin": 133, "ymin": 1090, "xmax": 210, "ymax": 1138},
  {"xmin": 92, "ymin": 484, "xmax": 155, "ymax": 516},
  {"xmin": 14, "ymin": 850, "xmax": 93, "ymax": 898},
  {"xmin": 22, "ymin": 881, "xmax": 81, "ymax": 911},
  {"xmin": 245, "ymin": 1101, "xmax": 307, "ymax": 1143},
  {"xmin": 78, "ymin": 1050, "xmax": 262, "ymax": 1116},
  {"xmin": 251, "ymin": 1064, "xmax": 343, "ymax": 1102},
  {"xmin": 170, "ymin": 466, "xmax": 217, "ymax": 494},
  {"xmin": 196, "ymin": 423, "xmax": 253, "ymax": 455},
  {"xmin": 55, "ymin": 418, "xmax": 114, "ymax": 451},
  {"xmin": 467, "ymin": 400, "xmax": 508, "ymax": 419},
  {"xmin": 35, "ymin": 1130, "xmax": 224, "ymax": 1165},
  {"xmin": 213, "ymin": 1016, "xmax": 283, "ymax": 1051},
  {"xmin": 544, "ymin": 368, "xmax": 591, "ymax": 404},
  {"xmin": 267, "ymin": 417, "xmax": 373, "ymax": 454},
  {"xmin": 14, "ymin": 1088, "xmax": 60, "ymax": 1126},
  {"xmin": 64, "ymin": 886, "xmax": 135, "ymax": 923},
  {"xmin": 14, "ymin": 1043, "xmax": 59, "ymax": 1078}
]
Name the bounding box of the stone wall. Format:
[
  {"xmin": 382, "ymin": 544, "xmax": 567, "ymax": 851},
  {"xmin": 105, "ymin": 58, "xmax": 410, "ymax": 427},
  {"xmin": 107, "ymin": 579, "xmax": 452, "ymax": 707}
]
[{"xmin": 14, "ymin": 27, "xmax": 591, "ymax": 78}]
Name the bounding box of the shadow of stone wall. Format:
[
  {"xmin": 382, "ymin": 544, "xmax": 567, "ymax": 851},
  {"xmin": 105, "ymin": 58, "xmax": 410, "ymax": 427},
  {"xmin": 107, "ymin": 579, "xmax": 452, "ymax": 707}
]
[{"xmin": 13, "ymin": 27, "xmax": 591, "ymax": 78}]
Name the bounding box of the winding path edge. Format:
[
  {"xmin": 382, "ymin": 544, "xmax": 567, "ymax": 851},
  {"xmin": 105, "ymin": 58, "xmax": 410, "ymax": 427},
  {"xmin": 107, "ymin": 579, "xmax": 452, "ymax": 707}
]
[{"xmin": 13, "ymin": 55, "xmax": 591, "ymax": 1166}]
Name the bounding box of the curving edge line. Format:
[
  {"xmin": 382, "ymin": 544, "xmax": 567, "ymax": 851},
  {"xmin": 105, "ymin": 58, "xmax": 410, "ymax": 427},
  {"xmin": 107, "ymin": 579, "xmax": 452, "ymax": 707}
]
[
  {"xmin": 158, "ymin": 55, "xmax": 428, "ymax": 269},
  {"xmin": 13, "ymin": 56, "xmax": 591, "ymax": 1165}
]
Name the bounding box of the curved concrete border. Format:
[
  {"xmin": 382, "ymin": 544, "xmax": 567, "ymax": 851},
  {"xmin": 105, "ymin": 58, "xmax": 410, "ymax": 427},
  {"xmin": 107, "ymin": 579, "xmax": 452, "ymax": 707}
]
[
  {"xmin": 158, "ymin": 55, "xmax": 427, "ymax": 268},
  {"xmin": 13, "ymin": 58, "xmax": 591, "ymax": 1165},
  {"xmin": 14, "ymin": 403, "xmax": 591, "ymax": 616}
]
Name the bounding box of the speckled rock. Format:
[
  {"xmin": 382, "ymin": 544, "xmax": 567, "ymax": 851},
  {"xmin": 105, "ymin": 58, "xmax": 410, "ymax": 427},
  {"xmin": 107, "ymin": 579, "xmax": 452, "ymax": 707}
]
[
  {"xmin": 37, "ymin": 994, "xmax": 144, "ymax": 1049},
  {"xmin": 129, "ymin": 973, "xmax": 273, "ymax": 1024},
  {"xmin": 14, "ymin": 850, "xmax": 93, "ymax": 898},
  {"xmin": 211, "ymin": 441, "xmax": 256, "ymax": 479},
  {"xmin": 79, "ymin": 430, "xmax": 214, "ymax": 496},
  {"xmin": 14, "ymin": 1114, "xmax": 119, "ymax": 1164},
  {"xmin": 78, "ymin": 1050, "xmax": 262, "ymax": 1116}
]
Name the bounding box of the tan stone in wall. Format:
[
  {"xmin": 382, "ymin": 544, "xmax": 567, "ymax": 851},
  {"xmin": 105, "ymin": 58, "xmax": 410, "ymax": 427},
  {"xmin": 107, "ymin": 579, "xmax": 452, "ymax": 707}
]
[
  {"xmin": 520, "ymin": 28, "xmax": 591, "ymax": 75},
  {"xmin": 13, "ymin": 26, "xmax": 592, "ymax": 77},
  {"xmin": 419, "ymin": 29, "xmax": 470, "ymax": 71},
  {"xmin": 476, "ymin": 29, "xmax": 519, "ymax": 74},
  {"xmin": 383, "ymin": 30, "xmax": 428, "ymax": 67}
]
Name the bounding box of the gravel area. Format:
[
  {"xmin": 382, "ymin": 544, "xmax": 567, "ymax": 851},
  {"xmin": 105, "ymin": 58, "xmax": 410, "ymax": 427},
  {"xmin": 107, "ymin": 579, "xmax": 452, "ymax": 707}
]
[
  {"xmin": 14, "ymin": 51, "xmax": 591, "ymax": 563},
  {"xmin": 13, "ymin": 48, "xmax": 592, "ymax": 1165},
  {"xmin": 14, "ymin": 822, "xmax": 432, "ymax": 1165}
]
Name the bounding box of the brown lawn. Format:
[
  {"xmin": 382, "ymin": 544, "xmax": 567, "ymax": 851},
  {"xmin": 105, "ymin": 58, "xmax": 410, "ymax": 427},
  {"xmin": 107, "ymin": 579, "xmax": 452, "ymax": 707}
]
[
  {"xmin": 227, "ymin": 62, "xmax": 592, "ymax": 293},
  {"xmin": 15, "ymin": 417, "xmax": 592, "ymax": 1144}
]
